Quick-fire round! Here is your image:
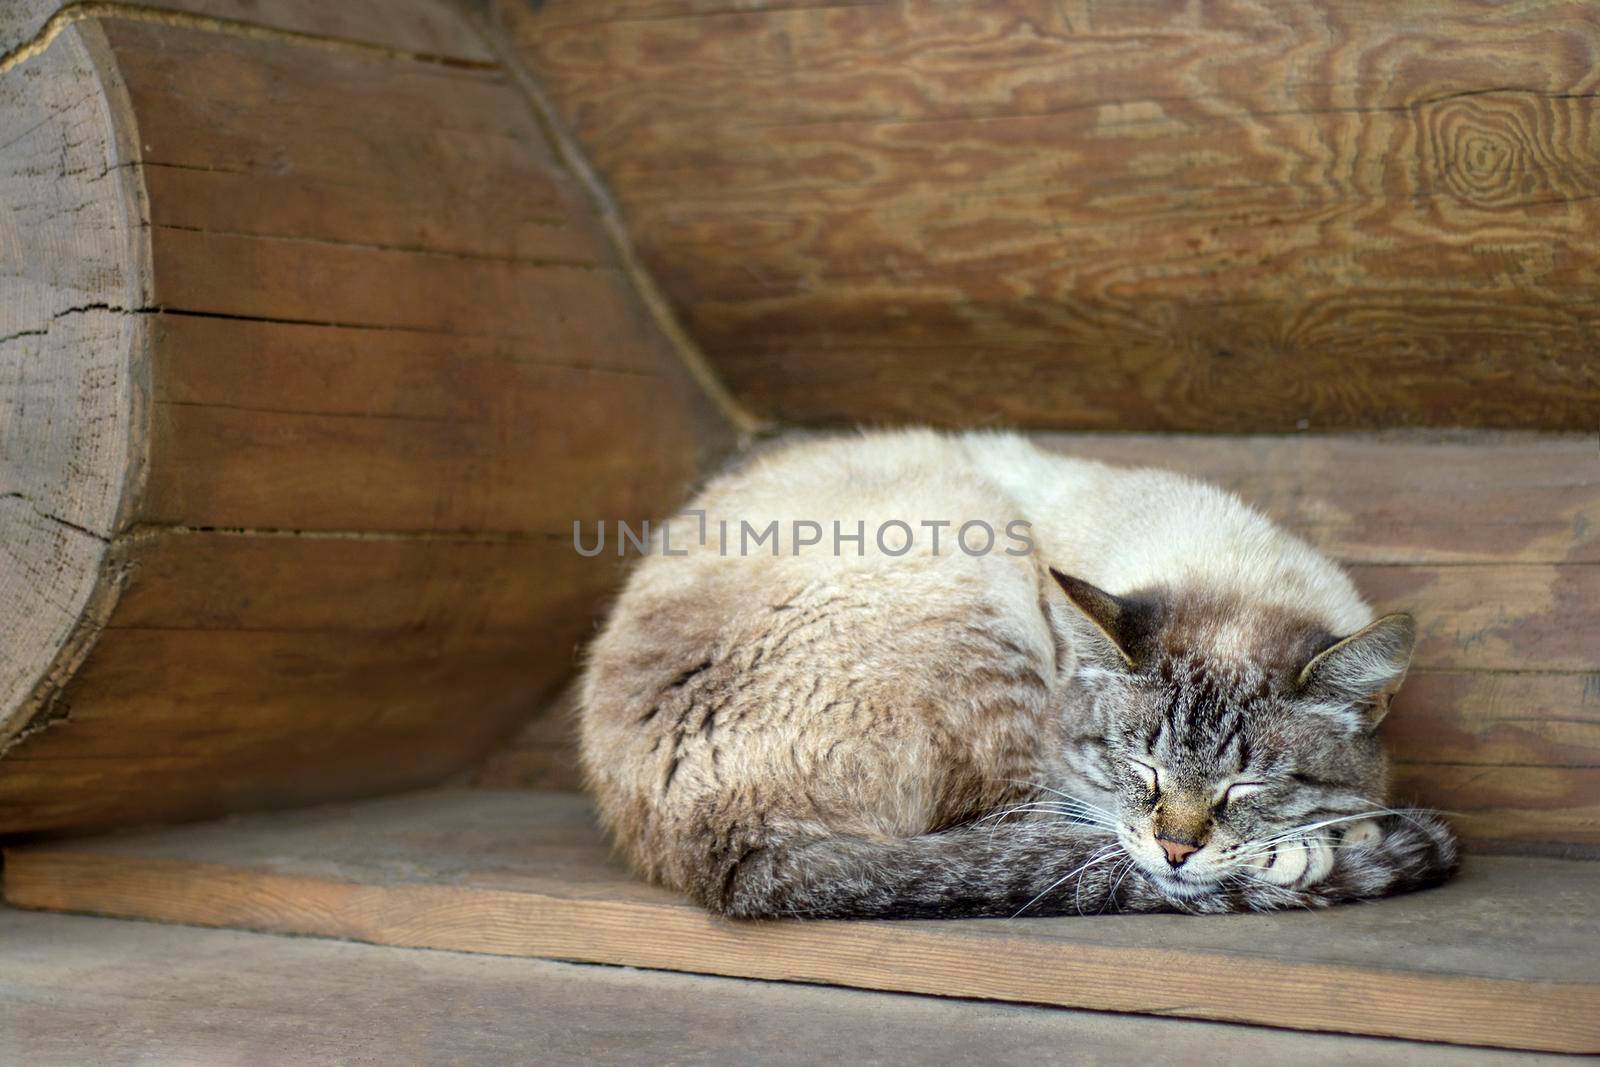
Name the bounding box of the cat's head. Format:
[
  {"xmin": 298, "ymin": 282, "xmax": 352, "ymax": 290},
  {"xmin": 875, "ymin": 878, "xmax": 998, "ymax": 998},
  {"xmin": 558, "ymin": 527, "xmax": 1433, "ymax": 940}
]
[{"xmin": 1046, "ymin": 568, "xmax": 1415, "ymax": 897}]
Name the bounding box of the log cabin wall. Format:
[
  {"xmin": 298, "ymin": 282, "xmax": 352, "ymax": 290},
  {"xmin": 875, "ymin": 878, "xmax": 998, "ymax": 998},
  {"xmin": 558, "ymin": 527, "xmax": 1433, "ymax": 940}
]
[
  {"xmin": 0, "ymin": 0, "xmax": 735, "ymax": 834},
  {"xmin": 0, "ymin": 0, "xmax": 1594, "ymax": 858},
  {"xmin": 489, "ymin": 0, "xmax": 1600, "ymax": 431},
  {"xmin": 3, "ymin": 6, "xmax": 1598, "ymax": 1054}
]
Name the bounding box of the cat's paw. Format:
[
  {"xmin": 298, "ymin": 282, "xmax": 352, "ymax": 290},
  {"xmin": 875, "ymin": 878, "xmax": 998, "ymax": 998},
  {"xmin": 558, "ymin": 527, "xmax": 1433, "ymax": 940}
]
[
  {"xmin": 1339, "ymin": 818, "xmax": 1382, "ymax": 849},
  {"xmin": 1245, "ymin": 836, "xmax": 1335, "ymax": 887}
]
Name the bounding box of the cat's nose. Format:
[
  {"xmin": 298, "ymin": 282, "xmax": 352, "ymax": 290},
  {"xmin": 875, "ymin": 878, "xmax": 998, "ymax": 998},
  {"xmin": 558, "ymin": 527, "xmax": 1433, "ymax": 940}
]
[{"xmin": 1157, "ymin": 837, "xmax": 1200, "ymax": 867}]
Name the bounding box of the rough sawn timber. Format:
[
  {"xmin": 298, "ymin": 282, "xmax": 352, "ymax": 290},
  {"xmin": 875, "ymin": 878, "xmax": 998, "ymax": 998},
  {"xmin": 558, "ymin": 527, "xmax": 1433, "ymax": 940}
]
[{"xmin": 6, "ymin": 790, "xmax": 1598, "ymax": 1054}]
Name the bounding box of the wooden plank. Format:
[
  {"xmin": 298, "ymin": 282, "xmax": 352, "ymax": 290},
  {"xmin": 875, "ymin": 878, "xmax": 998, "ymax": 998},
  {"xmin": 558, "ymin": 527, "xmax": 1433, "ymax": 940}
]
[
  {"xmin": 7, "ymin": 790, "xmax": 1598, "ymax": 1053},
  {"xmin": 1391, "ymin": 764, "xmax": 1600, "ymax": 856},
  {"xmin": 1353, "ymin": 564, "xmax": 1598, "ymax": 674},
  {"xmin": 1035, "ymin": 433, "xmax": 1600, "ymax": 565},
  {"xmin": 495, "ymin": 0, "xmax": 1600, "ymax": 430},
  {"xmin": 1387, "ymin": 671, "xmax": 1600, "ymax": 771},
  {"xmin": 0, "ymin": 910, "xmax": 1529, "ymax": 1067},
  {"xmin": 115, "ymin": 21, "xmax": 524, "ymax": 165}
]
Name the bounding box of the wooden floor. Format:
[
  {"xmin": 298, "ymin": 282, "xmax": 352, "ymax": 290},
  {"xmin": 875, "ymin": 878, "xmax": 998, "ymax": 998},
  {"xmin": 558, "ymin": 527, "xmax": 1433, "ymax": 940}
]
[
  {"xmin": 6, "ymin": 789, "xmax": 1597, "ymax": 1055},
  {"xmin": 1, "ymin": 906, "xmax": 1555, "ymax": 1067}
]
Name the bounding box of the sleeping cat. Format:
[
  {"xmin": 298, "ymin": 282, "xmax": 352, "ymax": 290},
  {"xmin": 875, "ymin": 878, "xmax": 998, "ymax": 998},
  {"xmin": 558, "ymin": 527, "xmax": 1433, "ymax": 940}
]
[{"xmin": 580, "ymin": 431, "xmax": 1458, "ymax": 918}]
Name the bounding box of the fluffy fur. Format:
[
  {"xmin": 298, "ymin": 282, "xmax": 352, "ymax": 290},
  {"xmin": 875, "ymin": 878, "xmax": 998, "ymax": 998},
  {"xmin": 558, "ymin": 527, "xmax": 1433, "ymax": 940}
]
[{"xmin": 580, "ymin": 431, "xmax": 1458, "ymax": 919}]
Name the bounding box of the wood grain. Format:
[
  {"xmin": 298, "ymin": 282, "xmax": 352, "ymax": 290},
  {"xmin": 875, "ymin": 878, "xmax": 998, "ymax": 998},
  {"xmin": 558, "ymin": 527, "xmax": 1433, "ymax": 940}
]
[
  {"xmin": 474, "ymin": 682, "xmax": 586, "ymax": 792},
  {"xmin": 494, "ymin": 0, "xmax": 1600, "ymax": 430},
  {"xmin": 4, "ymin": 909, "xmax": 1531, "ymax": 1067},
  {"xmin": 0, "ymin": 0, "xmax": 492, "ymax": 61},
  {"xmin": 0, "ymin": 4, "xmax": 733, "ymax": 832},
  {"xmin": 7, "ymin": 790, "xmax": 1597, "ymax": 1053},
  {"xmin": 0, "ymin": 634, "xmax": 553, "ymax": 829},
  {"xmin": 1352, "ymin": 564, "xmax": 1598, "ymax": 674},
  {"xmin": 1035, "ymin": 433, "xmax": 1600, "ymax": 565},
  {"xmin": 138, "ymin": 315, "xmax": 707, "ymax": 534},
  {"xmin": 0, "ymin": 16, "xmax": 147, "ymax": 747},
  {"xmin": 105, "ymin": 532, "xmax": 604, "ymax": 634}
]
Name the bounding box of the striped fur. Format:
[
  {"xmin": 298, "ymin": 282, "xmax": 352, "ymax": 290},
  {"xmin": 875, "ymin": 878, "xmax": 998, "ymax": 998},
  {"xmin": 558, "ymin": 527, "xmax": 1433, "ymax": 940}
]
[{"xmin": 580, "ymin": 431, "xmax": 1459, "ymax": 919}]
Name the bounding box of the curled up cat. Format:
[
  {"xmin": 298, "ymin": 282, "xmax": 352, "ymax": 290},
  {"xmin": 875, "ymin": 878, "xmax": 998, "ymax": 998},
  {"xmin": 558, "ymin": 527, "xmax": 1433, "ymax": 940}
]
[{"xmin": 579, "ymin": 431, "xmax": 1459, "ymax": 919}]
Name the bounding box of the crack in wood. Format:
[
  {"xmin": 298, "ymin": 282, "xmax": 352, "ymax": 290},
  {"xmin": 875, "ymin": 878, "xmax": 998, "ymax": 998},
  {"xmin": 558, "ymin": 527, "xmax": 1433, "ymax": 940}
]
[
  {"xmin": 116, "ymin": 523, "xmax": 572, "ymax": 544},
  {"xmin": 533, "ymin": 0, "xmax": 889, "ymax": 30},
  {"xmin": 0, "ymin": 302, "xmax": 130, "ymax": 347},
  {"xmin": 0, "ymin": 1, "xmax": 501, "ymax": 76},
  {"xmin": 151, "ymin": 305, "xmax": 615, "ymax": 342},
  {"xmin": 0, "ymin": 492, "xmax": 111, "ymax": 544},
  {"xmin": 0, "ymin": 700, "xmax": 74, "ymax": 760},
  {"xmin": 153, "ymin": 223, "xmax": 607, "ymax": 270}
]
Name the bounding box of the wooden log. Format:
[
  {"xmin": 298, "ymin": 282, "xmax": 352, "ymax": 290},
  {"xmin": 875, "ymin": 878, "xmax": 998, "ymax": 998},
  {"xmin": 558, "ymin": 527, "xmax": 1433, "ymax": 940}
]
[
  {"xmin": 0, "ymin": 15, "xmax": 147, "ymax": 763},
  {"xmin": 8, "ymin": 790, "xmax": 1598, "ymax": 1053},
  {"xmin": 0, "ymin": 1, "xmax": 494, "ymax": 63},
  {"xmin": 490, "ymin": 0, "xmax": 1600, "ymax": 431},
  {"xmin": 0, "ymin": 3, "xmax": 733, "ymax": 833},
  {"xmin": 1033, "ymin": 433, "xmax": 1600, "ymax": 565}
]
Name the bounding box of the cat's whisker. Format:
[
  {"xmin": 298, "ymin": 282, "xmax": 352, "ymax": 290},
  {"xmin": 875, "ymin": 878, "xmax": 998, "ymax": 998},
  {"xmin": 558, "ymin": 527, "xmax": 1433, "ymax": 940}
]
[
  {"xmin": 1353, "ymin": 800, "xmax": 1466, "ymax": 823},
  {"xmin": 992, "ymin": 780, "xmax": 1121, "ymax": 820},
  {"xmin": 975, "ymin": 803, "xmax": 1119, "ymax": 832},
  {"xmin": 1232, "ymin": 834, "xmax": 1343, "ymax": 859},
  {"xmin": 1102, "ymin": 855, "xmax": 1142, "ymax": 914},
  {"xmin": 1243, "ymin": 809, "xmax": 1394, "ymax": 851},
  {"xmin": 1014, "ymin": 844, "xmax": 1122, "ymax": 917}
]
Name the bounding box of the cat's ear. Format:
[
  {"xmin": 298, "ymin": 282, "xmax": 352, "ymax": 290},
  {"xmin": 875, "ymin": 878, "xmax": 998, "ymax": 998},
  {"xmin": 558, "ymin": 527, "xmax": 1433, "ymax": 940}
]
[
  {"xmin": 1047, "ymin": 568, "xmax": 1148, "ymax": 673},
  {"xmin": 1296, "ymin": 613, "xmax": 1416, "ymax": 729}
]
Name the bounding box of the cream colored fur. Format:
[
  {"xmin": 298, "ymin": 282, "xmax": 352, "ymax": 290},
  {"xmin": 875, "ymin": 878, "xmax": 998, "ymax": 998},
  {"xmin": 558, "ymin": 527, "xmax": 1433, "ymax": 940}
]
[{"xmin": 579, "ymin": 430, "xmax": 1453, "ymax": 918}]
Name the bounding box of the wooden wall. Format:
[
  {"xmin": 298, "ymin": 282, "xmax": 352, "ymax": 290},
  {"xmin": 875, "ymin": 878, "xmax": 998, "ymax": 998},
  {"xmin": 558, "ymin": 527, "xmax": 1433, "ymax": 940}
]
[
  {"xmin": 3, "ymin": 0, "xmax": 1594, "ymax": 858},
  {"xmin": 0, "ymin": 1, "xmax": 733, "ymax": 834},
  {"xmin": 495, "ymin": 0, "xmax": 1600, "ymax": 431}
]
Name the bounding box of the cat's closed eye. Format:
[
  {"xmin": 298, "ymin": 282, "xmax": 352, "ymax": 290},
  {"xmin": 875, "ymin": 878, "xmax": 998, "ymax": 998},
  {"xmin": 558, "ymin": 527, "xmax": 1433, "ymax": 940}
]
[
  {"xmin": 1214, "ymin": 780, "xmax": 1266, "ymax": 814},
  {"xmin": 1128, "ymin": 758, "xmax": 1161, "ymax": 794}
]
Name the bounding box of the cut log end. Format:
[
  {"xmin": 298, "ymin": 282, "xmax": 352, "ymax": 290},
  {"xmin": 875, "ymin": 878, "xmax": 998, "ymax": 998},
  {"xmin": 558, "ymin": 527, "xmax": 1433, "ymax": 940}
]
[
  {"xmin": 0, "ymin": 19, "xmax": 148, "ymax": 747},
  {"xmin": 0, "ymin": 3, "xmax": 732, "ymax": 832}
]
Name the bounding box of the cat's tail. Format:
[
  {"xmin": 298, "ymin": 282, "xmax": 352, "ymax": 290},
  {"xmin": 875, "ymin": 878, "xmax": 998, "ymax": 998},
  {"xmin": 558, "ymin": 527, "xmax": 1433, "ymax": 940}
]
[{"xmin": 708, "ymin": 818, "xmax": 1154, "ymax": 920}]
